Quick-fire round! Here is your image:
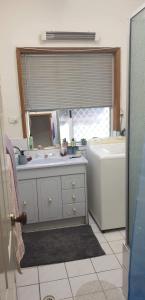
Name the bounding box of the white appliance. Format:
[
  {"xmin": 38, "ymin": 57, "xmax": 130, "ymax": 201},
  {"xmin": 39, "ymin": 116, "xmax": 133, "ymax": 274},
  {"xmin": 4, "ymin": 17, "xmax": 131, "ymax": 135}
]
[{"xmin": 87, "ymin": 138, "xmax": 126, "ymax": 231}]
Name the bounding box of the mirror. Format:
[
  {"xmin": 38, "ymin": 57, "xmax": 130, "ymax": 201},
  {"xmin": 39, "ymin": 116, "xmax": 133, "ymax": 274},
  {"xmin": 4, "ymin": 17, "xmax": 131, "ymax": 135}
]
[{"xmin": 26, "ymin": 111, "xmax": 60, "ymax": 148}]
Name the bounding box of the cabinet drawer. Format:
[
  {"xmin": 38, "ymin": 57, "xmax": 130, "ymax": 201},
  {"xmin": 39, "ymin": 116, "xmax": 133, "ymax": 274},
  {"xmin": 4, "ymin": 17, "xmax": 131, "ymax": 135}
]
[
  {"xmin": 61, "ymin": 174, "xmax": 84, "ymax": 190},
  {"xmin": 63, "ymin": 203, "xmax": 86, "ymax": 218},
  {"xmin": 62, "ymin": 188, "xmax": 85, "ymax": 204}
]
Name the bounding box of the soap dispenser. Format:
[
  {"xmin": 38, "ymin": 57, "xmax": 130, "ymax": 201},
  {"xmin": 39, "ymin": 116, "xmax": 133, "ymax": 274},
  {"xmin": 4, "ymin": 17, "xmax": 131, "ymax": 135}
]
[
  {"xmin": 14, "ymin": 146, "xmax": 27, "ymax": 165},
  {"xmin": 18, "ymin": 150, "xmax": 27, "ymax": 165}
]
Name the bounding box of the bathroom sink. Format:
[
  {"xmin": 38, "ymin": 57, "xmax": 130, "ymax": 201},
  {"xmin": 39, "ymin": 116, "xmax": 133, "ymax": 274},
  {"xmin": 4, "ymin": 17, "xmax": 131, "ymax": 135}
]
[
  {"xmin": 28, "ymin": 156, "xmax": 69, "ymax": 165},
  {"xmin": 16, "ymin": 155, "xmax": 88, "ymax": 170}
]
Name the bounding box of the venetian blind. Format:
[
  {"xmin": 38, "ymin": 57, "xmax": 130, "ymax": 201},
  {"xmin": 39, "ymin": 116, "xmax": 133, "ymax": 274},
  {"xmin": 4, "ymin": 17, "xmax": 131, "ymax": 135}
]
[{"xmin": 21, "ymin": 52, "xmax": 114, "ymax": 111}]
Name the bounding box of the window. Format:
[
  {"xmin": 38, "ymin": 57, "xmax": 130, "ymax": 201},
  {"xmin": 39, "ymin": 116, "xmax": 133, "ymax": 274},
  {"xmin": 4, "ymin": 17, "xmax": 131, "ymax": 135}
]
[
  {"xmin": 59, "ymin": 107, "xmax": 110, "ymax": 143},
  {"xmin": 17, "ymin": 47, "xmax": 121, "ymax": 145}
]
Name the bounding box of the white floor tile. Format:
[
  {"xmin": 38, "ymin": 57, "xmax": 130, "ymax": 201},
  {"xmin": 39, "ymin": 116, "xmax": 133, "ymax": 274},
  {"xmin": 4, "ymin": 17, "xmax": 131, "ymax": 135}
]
[
  {"xmin": 69, "ymin": 273, "xmax": 102, "ymax": 296},
  {"xmin": 91, "ymin": 223, "xmax": 100, "ymax": 233},
  {"xmin": 17, "ymin": 284, "xmax": 40, "ymax": 300},
  {"xmin": 38, "ymin": 263, "xmax": 67, "ymax": 283},
  {"xmin": 91, "ymin": 255, "xmax": 120, "ymax": 272},
  {"xmin": 93, "ymin": 232, "xmax": 106, "ymax": 243},
  {"xmin": 74, "ymin": 291, "xmax": 106, "ymax": 300},
  {"xmin": 40, "ymin": 278, "xmax": 72, "ymax": 300},
  {"xmin": 122, "ymin": 266, "xmax": 128, "ymax": 297},
  {"xmin": 100, "ymin": 243, "xmax": 113, "ymax": 255},
  {"xmin": 104, "ymin": 232, "xmax": 123, "ymax": 242},
  {"xmin": 122, "ymin": 244, "xmax": 130, "ymax": 271},
  {"xmin": 16, "ymin": 267, "xmax": 38, "ymax": 287},
  {"xmin": 65, "ymin": 259, "xmax": 95, "ymax": 277},
  {"xmin": 120, "ymin": 230, "xmax": 126, "ymax": 239},
  {"xmin": 104, "ymin": 288, "xmax": 125, "ymax": 300},
  {"xmin": 109, "ymin": 240, "xmax": 125, "ymax": 253},
  {"xmin": 98, "ymin": 269, "xmax": 123, "ymax": 290},
  {"xmin": 116, "ymin": 253, "xmax": 123, "ymax": 266}
]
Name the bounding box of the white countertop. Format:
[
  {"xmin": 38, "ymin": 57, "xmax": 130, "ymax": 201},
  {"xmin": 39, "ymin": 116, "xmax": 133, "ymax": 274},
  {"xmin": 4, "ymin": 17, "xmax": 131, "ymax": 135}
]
[{"xmin": 16, "ymin": 155, "xmax": 88, "ymax": 171}]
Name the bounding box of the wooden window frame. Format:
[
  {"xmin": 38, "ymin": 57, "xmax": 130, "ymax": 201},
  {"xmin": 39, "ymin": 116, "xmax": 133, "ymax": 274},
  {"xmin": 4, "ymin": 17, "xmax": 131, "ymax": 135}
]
[{"xmin": 16, "ymin": 47, "xmax": 121, "ymax": 138}]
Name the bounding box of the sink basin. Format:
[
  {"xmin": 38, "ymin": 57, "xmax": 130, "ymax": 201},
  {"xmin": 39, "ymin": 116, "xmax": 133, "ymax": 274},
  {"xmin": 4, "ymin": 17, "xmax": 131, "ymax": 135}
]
[{"xmin": 28, "ymin": 156, "xmax": 69, "ymax": 165}]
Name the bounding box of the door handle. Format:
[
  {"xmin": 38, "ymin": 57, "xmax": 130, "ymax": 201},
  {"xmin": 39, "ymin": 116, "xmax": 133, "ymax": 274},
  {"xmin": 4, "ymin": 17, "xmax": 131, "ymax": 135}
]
[
  {"xmin": 72, "ymin": 194, "xmax": 76, "ymax": 201},
  {"xmin": 48, "ymin": 197, "xmax": 52, "ymax": 203},
  {"xmin": 10, "ymin": 212, "xmax": 27, "ymax": 226}
]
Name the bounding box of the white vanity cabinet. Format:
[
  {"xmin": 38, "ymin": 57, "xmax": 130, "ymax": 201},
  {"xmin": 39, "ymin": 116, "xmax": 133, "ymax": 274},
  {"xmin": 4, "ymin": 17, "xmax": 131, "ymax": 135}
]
[
  {"xmin": 17, "ymin": 159, "xmax": 88, "ymax": 226},
  {"xmin": 37, "ymin": 177, "xmax": 62, "ymax": 221}
]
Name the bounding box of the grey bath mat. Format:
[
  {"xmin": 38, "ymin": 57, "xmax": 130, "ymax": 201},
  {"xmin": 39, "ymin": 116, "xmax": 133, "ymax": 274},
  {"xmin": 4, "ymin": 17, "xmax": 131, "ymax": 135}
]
[{"xmin": 21, "ymin": 225, "xmax": 105, "ymax": 268}]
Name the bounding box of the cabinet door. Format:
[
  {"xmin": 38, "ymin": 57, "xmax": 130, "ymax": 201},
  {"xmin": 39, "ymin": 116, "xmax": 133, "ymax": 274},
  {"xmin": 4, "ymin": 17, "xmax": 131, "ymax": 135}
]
[
  {"xmin": 18, "ymin": 179, "xmax": 38, "ymax": 223},
  {"xmin": 37, "ymin": 177, "xmax": 62, "ymax": 222}
]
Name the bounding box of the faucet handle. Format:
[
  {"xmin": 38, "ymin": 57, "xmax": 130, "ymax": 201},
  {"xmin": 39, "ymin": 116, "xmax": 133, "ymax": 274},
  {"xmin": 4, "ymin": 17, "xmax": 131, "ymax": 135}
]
[{"xmin": 14, "ymin": 146, "xmax": 21, "ymax": 153}]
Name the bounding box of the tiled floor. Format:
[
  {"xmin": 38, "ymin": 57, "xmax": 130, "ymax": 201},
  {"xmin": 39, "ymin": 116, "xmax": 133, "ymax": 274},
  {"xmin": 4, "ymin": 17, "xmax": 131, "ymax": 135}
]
[{"xmin": 16, "ymin": 215, "xmax": 126, "ymax": 300}]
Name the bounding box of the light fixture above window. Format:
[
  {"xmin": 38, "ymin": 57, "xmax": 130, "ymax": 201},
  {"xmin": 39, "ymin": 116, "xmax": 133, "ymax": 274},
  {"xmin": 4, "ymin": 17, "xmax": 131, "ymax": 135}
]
[{"xmin": 40, "ymin": 31, "xmax": 96, "ymax": 41}]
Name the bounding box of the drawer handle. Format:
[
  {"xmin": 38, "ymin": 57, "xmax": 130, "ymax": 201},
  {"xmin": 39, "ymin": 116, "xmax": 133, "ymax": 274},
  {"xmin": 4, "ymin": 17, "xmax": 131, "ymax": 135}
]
[
  {"xmin": 48, "ymin": 198, "xmax": 52, "ymax": 203},
  {"xmin": 72, "ymin": 194, "xmax": 76, "ymax": 201},
  {"xmin": 23, "ymin": 201, "xmax": 27, "ymax": 206},
  {"xmin": 72, "ymin": 208, "xmax": 76, "ymax": 215},
  {"xmin": 72, "ymin": 181, "xmax": 76, "ymax": 187}
]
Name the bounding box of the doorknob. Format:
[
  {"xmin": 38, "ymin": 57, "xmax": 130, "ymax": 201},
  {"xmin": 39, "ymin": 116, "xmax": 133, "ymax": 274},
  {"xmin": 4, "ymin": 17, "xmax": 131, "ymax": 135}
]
[{"xmin": 10, "ymin": 212, "xmax": 27, "ymax": 226}]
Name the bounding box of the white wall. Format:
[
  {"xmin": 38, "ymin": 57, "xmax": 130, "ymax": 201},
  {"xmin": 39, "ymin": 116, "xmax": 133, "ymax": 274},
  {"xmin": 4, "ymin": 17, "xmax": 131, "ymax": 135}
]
[{"xmin": 0, "ymin": 0, "xmax": 144, "ymax": 138}]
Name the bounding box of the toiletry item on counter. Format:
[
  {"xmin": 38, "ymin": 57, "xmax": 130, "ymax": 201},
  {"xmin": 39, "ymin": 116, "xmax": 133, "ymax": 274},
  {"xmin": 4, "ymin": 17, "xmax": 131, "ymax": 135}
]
[
  {"xmin": 28, "ymin": 133, "xmax": 34, "ymax": 150},
  {"xmin": 120, "ymin": 128, "xmax": 126, "ymax": 136},
  {"xmin": 67, "ymin": 146, "xmax": 79, "ymax": 155},
  {"xmin": 60, "ymin": 138, "xmax": 68, "ymax": 156},
  {"xmin": 70, "ymin": 138, "xmax": 77, "ymax": 154},
  {"xmin": 62, "ymin": 138, "xmax": 68, "ymax": 148},
  {"xmin": 27, "ymin": 156, "xmax": 32, "ymax": 162},
  {"xmin": 71, "ymin": 138, "xmax": 76, "ymax": 147},
  {"xmin": 60, "ymin": 147, "xmax": 65, "ymax": 156},
  {"xmin": 60, "ymin": 146, "xmax": 67, "ymax": 156},
  {"xmin": 81, "ymin": 138, "xmax": 87, "ymax": 145},
  {"xmin": 14, "ymin": 146, "xmax": 27, "ymax": 165},
  {"xmin": 37, "ymin": 144, "xmax": 43, "ymax": 149},
  {"xmin": 18, "ymin": 150, "xmax": 28, "ymax": 165},
  {"xmin": 69, "ymin": 154, "xmax": 81, "ymax": 159}
]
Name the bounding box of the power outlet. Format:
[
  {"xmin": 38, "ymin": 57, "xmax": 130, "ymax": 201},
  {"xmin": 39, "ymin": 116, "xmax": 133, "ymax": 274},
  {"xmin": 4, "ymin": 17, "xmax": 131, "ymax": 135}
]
[{"xmin": 8, "ymin": 117, "xmax": 18, "ymax": 124}]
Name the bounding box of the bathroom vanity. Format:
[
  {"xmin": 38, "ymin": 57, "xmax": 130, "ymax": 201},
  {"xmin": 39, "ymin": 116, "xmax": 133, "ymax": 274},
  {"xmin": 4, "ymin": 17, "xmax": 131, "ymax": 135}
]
[{"xmin": 16, "ymin": 156, "xmax": 88, "ymax": 229}]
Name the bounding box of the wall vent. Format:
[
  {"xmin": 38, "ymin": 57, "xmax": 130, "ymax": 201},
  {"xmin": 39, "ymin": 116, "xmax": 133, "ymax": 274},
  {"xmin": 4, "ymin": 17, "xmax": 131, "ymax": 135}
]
[{"xmin": 41, "ymin": 31, "xmax": 96, "ymax": 41}]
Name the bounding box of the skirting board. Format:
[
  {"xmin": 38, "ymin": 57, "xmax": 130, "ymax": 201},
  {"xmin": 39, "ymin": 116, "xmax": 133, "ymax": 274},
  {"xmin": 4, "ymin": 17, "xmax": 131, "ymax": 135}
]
[{"xmin": 22, "ymin": 216, "xmax": 87, "ymax": 233}]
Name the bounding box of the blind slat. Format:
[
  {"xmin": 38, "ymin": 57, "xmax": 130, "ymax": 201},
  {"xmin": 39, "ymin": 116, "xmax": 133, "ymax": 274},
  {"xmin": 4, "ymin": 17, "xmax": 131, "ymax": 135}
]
[{"xmin": 21, "ymin": 53, "xmax": 113, "ymax": 111}]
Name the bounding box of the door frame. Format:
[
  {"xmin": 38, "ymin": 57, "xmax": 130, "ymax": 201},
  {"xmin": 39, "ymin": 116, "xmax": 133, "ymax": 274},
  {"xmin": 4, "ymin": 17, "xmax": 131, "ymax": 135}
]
[{"xmin": 0, "ymin": 88, "xmax": 17, "ymax": 300}]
